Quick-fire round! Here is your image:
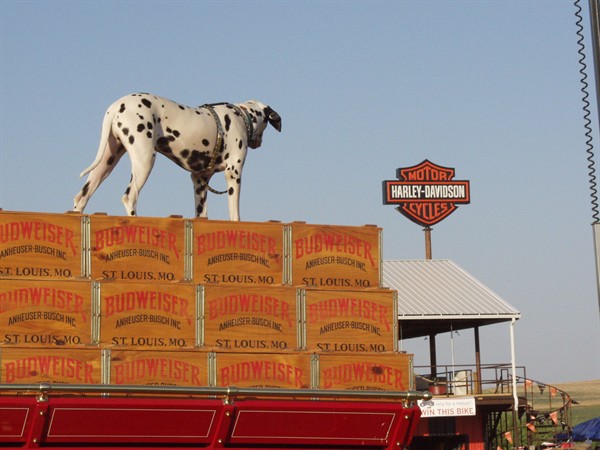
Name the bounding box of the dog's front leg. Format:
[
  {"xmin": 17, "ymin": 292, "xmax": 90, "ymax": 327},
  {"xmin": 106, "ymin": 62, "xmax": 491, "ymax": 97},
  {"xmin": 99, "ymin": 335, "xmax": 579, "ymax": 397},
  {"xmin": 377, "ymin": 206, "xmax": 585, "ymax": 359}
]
[
  {"xmin": 191, "ymin": 172, "xmax": 210, "ymax": 218},
  {"xmin": 225, "ymin": 164, "xmax": 242, "ymax": 222}
]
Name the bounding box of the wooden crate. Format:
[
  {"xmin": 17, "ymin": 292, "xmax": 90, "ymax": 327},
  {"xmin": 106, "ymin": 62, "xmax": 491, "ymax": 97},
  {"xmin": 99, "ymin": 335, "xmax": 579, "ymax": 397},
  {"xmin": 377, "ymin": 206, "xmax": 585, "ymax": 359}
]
[
  {"xmin": 97, "ymin": 281, "xmax": 197, "ymax": 349},
  {"xmin": 90, "ymin": 215, "xmax": 186, "ymax": 282},
  {"xmin": 105, "ymin": 348, "xmax": 209, "ymax": 386},
  {"xmin": 302, "ymin": 288, "xmax": 397, "ymax": 353},
  {"xmin": 200, "ymin": 285, "xmax": 300, "ymax": 352},
  {"xmin": 0, "ymin": 346, "xmax": 101, "ymax": 384},
  {"xmin": 0, "ymin": 210, "xmax": 86, "ymax": 279},
  {"xmin": 286, "ymin": 223, "xmax": 381, "ymax": 289},
  {"xmin": 1, "ymin": 279, "xmax": 94, "ymax": 346},
  {"xmin": 212, "ymin": 352, "xmax": 312, "ymax": 389},
  {"xmin": 192, "ymin": 219, "xmax": 284, "ymax": 285},
  {"xmin": 315, "ymin": 353, "xmax": 413, "ymax": 391}
]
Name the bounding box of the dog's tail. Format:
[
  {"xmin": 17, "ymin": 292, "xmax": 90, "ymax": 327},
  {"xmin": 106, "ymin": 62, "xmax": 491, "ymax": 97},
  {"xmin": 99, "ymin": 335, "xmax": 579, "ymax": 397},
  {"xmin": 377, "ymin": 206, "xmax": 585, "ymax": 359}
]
[{"xmin": 79, "ymin": 105, "xmax": 116, "ymax": 178}]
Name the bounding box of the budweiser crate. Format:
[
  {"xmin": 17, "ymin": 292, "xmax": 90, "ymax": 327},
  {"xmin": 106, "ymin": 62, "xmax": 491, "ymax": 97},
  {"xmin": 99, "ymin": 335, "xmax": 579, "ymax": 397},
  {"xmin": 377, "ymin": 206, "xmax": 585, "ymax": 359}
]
[
  {"xmin": 191, "ymin": 219, "xmax": 285, "ymax": 285},
  {"xmin": 89, "ymin": 214, "xmax": 186, "ymax": 282},
  {"xmin": 0, "ymin": 210, "xmax": 87, "ymax": 279},
  {"xmin": 314, "ymin": 353, "xmax": 413, "ymax": 391},
  {"xmin": 286, "ymin": 222, "xmax": 382, "ymax": 289},
  {"xmin": 1, "ymin": 279, "xmax": 95, "ymax": 346},
  {"xmin": 105, "ymin": 348, "xmax": 209, "ymax": 387},
  {"xmin": 211, "ymin": 352, "xmax": 313, "ymax": 389},
  {"xmin": 301, "ymin": 288, "xmax": 397, "ymax": 353},
  {"xmin": 0, "ymin": 346, "xmax": 102, "ymax": 384},
  {"xmin": 199, "ymin": 285, "xmax": 300, "ymax": 352},
  {"xmin": 96, "ymin": 281, "xmax": 198, "ymax": 349}
]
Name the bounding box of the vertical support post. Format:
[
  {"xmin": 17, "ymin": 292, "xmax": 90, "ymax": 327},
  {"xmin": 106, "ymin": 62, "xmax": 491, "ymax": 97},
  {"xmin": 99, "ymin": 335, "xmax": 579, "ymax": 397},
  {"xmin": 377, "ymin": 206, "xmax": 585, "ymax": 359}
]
[
  {"xmin": 510, "ymin": 318, "xmax": 520, "ymax": 449},
  {"xmin": 594, "ymin": 224, "xmax": 600, "ymax": 311},
  {"xmin": 424, "ymin": 226, "xmax": 432, "ymax": 259},
  {"xmin": 429, "ymin": 333, "xmax": 437, "ymax": 379},
  {"xmin": 587, "ymin": 0, "xmax": 600, "ymax": 311},
  {"xmin": 474, "ymin": 326, "xmax": 482, "ymax": 394}
]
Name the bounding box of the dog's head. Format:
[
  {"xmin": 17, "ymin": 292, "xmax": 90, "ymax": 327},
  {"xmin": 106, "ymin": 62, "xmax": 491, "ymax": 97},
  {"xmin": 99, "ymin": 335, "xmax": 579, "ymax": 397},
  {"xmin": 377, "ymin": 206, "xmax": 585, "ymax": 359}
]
[{"xmin": 241, "ymin": 101, "xmax": 281, "ymax": 148}]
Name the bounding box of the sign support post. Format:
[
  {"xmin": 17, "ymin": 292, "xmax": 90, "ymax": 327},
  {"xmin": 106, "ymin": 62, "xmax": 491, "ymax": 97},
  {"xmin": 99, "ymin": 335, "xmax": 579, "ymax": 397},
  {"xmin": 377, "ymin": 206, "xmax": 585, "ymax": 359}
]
[{"xmin": 424, "ymin": 226, "xmax": 432, "ymax": 259}]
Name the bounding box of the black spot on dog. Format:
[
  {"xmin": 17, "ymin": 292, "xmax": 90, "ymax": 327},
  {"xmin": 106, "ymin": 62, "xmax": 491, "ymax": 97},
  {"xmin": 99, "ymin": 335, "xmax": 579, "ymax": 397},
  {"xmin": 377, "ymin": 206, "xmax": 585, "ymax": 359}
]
[
  {"xmin": 119, "ymin": 103, "xmax": 126, "ymax": 113},
  {"xmin": 141, "ymin": 98, "xmax": 152, "ymax": 108},
  {"xmin": 195, "ymin": 187, "xmax": 203, "ymax": 195},
  {"xmin": 129, "ymin": 135, "xmax": 135, "ymax": 145},
  {"xmin": 202, "ymin": 139, "xmax": 210, "ymax": 146},
  {"xmin": 224, "ymin": 114, "xmax": 231, "ymax": 131},
  {"xmin": 228, "ymin": 187, "xmax": 234, "ymax": 195},
  {"xmin": 172, "ymin": 130, "xmax": 180, "ymax": 137},
  {"xmin": 146, "ymin": 131, "xmax": 152, "ymax": 139},
  {"xmin": 166, "ymin": 127, "xmax": 172, "ymax": 133},
  {"xmin": 181, "ymin": 149, "xmax": 190, "ymax": 158},
  {"xmin": 107, "ymin": 156, "xmax": 115, "ymax": 166},
  {"xmin": 123, "ymin": 128, "xmax": 129, "ymax": 136},
  {"xmin": 137, "ymin": 123, "xmax": 145, "ymax": 132},
  {"xmin": 81, "ymin": 181, "xmax": 90, "ymax": 196},
  {"xmin": 238, "ymin": 140, "xmax": 243, "ymax": 149},
  {"xmin": 187, "ymin": 150, "xmax": 211, "ymax": 171},
  {"xmin": 125, "ymin": 187, "xmax": 131, "ymax": 195},
  {"xmin": 156, "ymin": 137, "xmax": 172, "ymax": 153},
  {"xmin": 147, "ymin": 121, "xmax": 153, "ymax": 130},
  {"xmin": 196, "ymin": 204, "xmax": 203, "ymax": 215},
  {"xmin": 224, "ymin": 153, "xmax": 230, "ymax": 160},
  {"xmin": 179, "ymin": 105, "xmax": 185, "ymax": 110},
  {"xmin": 117, "ymin": 122, "xmax": 122, "ymax": 128}
]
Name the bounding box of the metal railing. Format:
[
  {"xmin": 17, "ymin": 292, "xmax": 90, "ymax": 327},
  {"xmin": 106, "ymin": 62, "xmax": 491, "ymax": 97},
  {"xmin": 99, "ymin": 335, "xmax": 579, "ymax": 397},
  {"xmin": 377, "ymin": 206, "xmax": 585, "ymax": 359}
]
[{"xmin": 414, "ymin": 363, "xmax": 528, "ymax": 396}]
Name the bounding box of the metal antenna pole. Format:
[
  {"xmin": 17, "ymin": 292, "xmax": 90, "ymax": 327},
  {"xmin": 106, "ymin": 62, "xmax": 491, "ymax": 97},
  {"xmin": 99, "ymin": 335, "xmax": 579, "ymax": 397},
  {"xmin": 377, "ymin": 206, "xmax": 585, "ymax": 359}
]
[{"xmin": 589, "ymin": 0, "xmax": 600, "ymax": 312}]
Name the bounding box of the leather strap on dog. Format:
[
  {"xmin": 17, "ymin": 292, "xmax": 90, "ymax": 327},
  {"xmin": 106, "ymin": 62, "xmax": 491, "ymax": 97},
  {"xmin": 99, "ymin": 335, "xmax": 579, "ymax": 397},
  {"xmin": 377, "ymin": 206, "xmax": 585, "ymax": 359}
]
[
  {"xmin": 231, "ymin": 104, "xmax": 254, "ymax": 143},
  {"xmin": 201, "ymin": 104, "xmax": 227, "ymax": 195}
]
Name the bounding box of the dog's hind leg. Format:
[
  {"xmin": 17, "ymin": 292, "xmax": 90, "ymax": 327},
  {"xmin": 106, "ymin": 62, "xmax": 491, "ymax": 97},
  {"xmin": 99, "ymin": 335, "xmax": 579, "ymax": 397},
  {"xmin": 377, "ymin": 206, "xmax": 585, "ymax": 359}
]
[
  {"xmin": 73, "ymin": 134, "xmax": 125, "ymax": 213},
  {"xmin": 121, "ymin": 148, "xmax": 156, "ymax": 216},
  {"xmin": 191, "ymin": 172, "xmax": 210, "ymax": 218}
]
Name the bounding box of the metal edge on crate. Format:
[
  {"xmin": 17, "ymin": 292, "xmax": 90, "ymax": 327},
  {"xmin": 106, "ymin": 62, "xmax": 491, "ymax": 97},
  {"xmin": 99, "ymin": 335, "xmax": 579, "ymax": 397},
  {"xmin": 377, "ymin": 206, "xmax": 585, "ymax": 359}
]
[
  {"xmin": 91, "ymin": 281, "xmax": 101, "ymax": 344},
  {"xmin": 0, "ymin": 382, "xmax": 431, "ymax": 402},
  {"xmin": 393, "ymin": 290, "xmax": 399, "ymax": 352},
  {"xmin": 196, "ymin": 284, "xmax": 205, "ymax": 347},
  {"xmin": 184, "ymin": 219, "xmax": 193, "ymax": 282}
]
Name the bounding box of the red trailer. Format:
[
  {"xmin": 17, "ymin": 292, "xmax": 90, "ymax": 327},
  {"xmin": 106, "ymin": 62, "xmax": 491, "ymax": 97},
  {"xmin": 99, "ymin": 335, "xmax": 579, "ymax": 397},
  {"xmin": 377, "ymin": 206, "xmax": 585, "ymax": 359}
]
[{"xmin": 0, "ymin": 383, "xmax": 427, "ymax": 450}]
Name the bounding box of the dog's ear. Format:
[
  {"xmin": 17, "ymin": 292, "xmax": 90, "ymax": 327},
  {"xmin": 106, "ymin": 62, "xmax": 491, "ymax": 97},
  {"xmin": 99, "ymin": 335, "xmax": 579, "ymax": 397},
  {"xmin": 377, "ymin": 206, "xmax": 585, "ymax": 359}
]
[{"xmin": 266, "ymin": 107, "xmax": 282, "ymax": 132}]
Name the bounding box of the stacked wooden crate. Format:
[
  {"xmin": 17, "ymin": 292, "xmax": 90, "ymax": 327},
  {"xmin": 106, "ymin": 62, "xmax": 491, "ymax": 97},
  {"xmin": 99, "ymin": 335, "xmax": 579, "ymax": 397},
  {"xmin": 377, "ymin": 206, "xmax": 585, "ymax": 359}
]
[{"xmin": 0, "ymin": 210, "xmax": 412, "ymax": 390}]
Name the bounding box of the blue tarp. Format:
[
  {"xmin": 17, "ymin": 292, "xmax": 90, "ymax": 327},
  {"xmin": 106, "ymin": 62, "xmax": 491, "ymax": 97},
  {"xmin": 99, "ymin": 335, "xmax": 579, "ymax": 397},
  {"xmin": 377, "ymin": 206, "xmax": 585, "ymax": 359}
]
[{"xmin": 572, "ymin": 417, "xmax": 600, "ymax": 441}]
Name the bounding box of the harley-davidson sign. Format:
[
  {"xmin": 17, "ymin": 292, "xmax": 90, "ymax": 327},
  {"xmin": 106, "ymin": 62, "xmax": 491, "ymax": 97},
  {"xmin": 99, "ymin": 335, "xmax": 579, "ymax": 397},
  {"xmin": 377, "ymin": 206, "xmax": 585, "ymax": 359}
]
[{"xmin": 382, "ymin": 160, "xmax": 470, "ymax": 226}]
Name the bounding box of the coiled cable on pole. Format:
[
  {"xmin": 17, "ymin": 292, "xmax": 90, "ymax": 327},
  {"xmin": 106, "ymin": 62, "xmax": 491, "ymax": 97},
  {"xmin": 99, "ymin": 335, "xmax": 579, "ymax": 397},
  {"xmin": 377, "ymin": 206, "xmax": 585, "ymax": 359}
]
[{"xmin": 575, "ymin": 0, "xmax": 600, "ymax": 222}]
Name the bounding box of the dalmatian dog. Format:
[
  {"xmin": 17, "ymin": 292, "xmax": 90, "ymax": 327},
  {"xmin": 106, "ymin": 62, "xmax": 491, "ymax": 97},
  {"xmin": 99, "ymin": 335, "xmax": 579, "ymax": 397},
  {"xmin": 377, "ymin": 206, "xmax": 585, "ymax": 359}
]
[{"xmin": 73, "ymin": 93, "xmax": 281, "ymax": 220}]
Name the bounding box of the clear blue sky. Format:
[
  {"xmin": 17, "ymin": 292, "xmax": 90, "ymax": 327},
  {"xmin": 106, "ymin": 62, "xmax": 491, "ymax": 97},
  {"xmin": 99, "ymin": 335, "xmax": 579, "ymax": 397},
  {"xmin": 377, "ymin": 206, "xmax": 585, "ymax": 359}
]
[{"xmin": 1, "ymin": 0, "xmax": 598, "ymax": 383}]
